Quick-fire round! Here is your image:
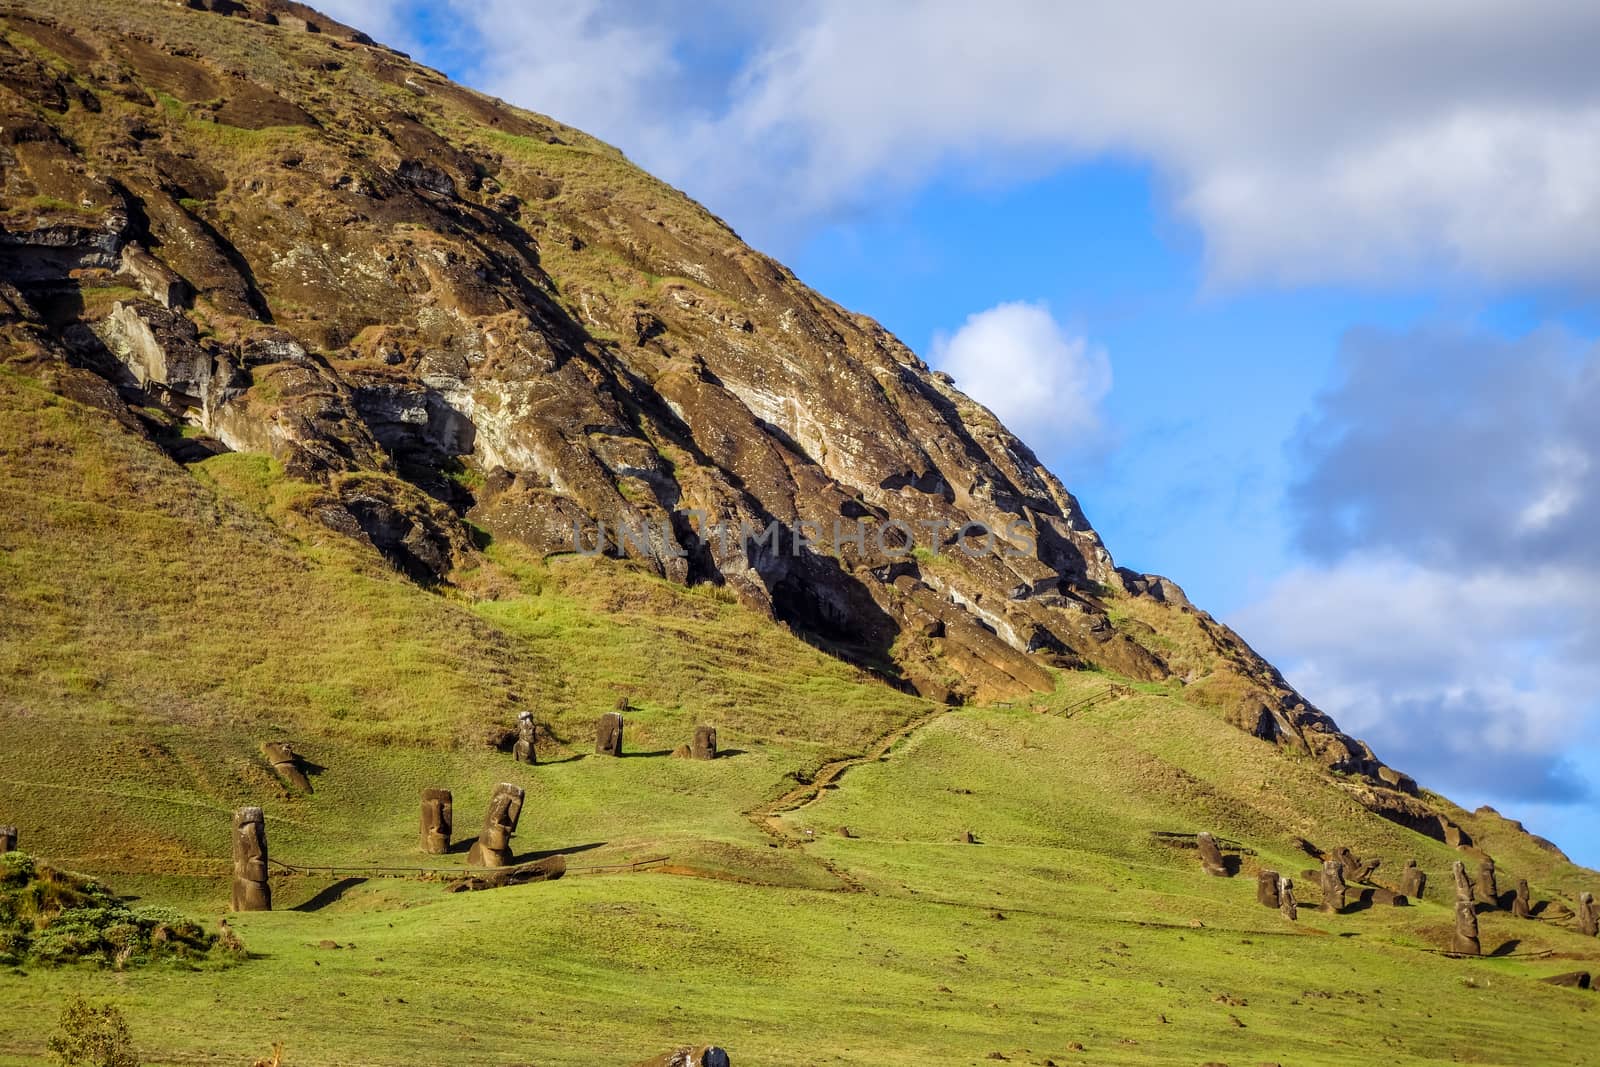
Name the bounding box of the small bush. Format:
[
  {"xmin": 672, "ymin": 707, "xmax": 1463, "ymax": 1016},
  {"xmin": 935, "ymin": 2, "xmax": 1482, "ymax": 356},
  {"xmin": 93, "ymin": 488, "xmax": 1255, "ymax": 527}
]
[{"xmin": 46, "ymin": 996, "xmax": 139, "ymax": 1067}]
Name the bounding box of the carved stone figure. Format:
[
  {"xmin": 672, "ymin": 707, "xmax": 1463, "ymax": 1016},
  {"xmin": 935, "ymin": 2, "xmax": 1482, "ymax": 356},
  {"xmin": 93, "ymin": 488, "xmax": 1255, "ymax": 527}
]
[
  {"xmin": 513, "ymin": 711, "xmax": 537, "ymax": 765},
  {"xmin": 1400, "ymin": 859, "xmax": 1426, "ymax": 901},
  {"xmin": 1541, "ymin": 971, "xmax": 1591, "ymax": 989},
  {"xmin": 1320, "ymin": 860, "xmax": 1346, "ymax": 913},
  {"xmin": 1452, "ymin": 859, "xmax": 1474, "ymax": 902},
  {"xmin": 420, "ymin": 787, "xmax": 453, "ymax": 854},
  {"xmin": 1257, "ymin": 869, "xmax": 1280, "ymax": 908},
  {"xmin": 467, "ymin": 783, "xmax": 525, "ymax": 868},
  {"xmin": 692, "ymin": 724, "xmax": 718, "ymax": 761},
  {"xmin": 1452, "ymin": 898, "xmax": 1482, "ymax": 955},
  {"xmin": 230, "ymin": 807, "xmax": 271, "ymax": 912},
  {"xmin": 595, "ymin": 711, "xmax": 624, "ymax": 757},
  {"xmin": 1334, "ymin": 846, "xmax": 1380, "ymax": 884},
  {"xmin": 1476, "ymin": 857, "xmax": 1498, "ymax": 908},
  {"xmin": 1279, "ymin": 876, "xmax": 1297, "ymax": 921},
  {"xmin": 262, "ymin": 741, "xmax": 312, "ymax": 793},
  {"xmin": 1578, "ymin": 892, "xmax": 1598, "ymax": 938},
  {"xmin": 1195, "ymin": 832, "xmax": 1228, "ymax": 876},
  {"xmin": 0, "ymin": 826, "xmax": 15, "ymax": 853},
  {"xmin": 1512, "ymin": 879, "xmax": 1533, "ymax": 919}
]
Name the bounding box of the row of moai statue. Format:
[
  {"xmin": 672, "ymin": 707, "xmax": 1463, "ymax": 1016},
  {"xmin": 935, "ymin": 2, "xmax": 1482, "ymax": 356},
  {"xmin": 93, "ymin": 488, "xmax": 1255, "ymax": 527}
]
[
  {"xmin": 419, "ymin": 783, "xmax": 530, "ymax": 867},
  {"xmin": 510, "ymin": 710, "xmax": 719, "ymax": 761}
]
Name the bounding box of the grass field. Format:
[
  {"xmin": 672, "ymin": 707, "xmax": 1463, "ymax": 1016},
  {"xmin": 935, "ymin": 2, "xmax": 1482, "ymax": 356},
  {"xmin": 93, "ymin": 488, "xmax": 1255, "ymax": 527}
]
[{"xmin": 3, "ymin": 369, "xmax": 1600, "ymax": 1065}]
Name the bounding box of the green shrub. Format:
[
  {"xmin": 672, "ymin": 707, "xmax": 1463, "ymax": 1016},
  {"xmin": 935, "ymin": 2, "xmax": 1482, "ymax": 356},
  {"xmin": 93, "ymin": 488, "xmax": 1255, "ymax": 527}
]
[{"xmin": 47, "ymin": 996, "xmax": 139, "ymax": 1067}]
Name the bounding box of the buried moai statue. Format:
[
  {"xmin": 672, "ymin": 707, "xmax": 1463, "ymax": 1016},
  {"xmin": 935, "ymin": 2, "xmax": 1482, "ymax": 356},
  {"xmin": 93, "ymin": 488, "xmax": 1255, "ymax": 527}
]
[
  {"xmin": 262, "ymin": 741, "xmax": 312, "ymax": 793},
  {"xmin": 419, "ymin": 787, "xmax": 453, "ymax": 854},
  {"xmin": 1320, "ymin": 860, "xmax": 1347, "ymax": 913},
  {"xmin": 1279, "ymin": 876, "xmax": 1298, "ymax": 921},
  {"xmin": 1512, "ymin": 879, "xmax": 1533, "ymax": 920},
  {"xmin": 1334, "ymin": 847, "xmax": 1380, "ymax": 884},
  {"xmin": 595, "ymin": 711, "xmax": 624, "ymax": 757},
  {"xmin": 1450, "ymin": 862, "xmax": 1481, "ymax": 955},
  {"xmin": 1476, "ymin": 857, "xmax": 1498, "ymax": 908},
  {"xmin": 513, "ymin": 711, "xmax": 537, "ymax": 765},
  {"xmin": 1578, "ymin": 892, "xmax": 1599, "ymax": 938},
  {"xmin": 1195, "ymin": 832, "xmax": 1229, "ymax": 877},
  {"xmin": 467, "ymin": 783, "xmax": 525, "ymax": 868},
  {"xmin": 692, "ymin": 724, "xmax": 718, "ymax": 761},
  {"xmin": 1400, "ymin": 859, "xmax": 1427, "ymax": 901},
  {"xmin": 1257, "ymin": 869, "xmax": 1280, "ymax": 908},
  {"xmin": 0, "ymin": 825, "xmax": 15, "ymax": 853},
  {"xmin": 230, "ymin": 807, "xmax": 271, "ymax": 912}
]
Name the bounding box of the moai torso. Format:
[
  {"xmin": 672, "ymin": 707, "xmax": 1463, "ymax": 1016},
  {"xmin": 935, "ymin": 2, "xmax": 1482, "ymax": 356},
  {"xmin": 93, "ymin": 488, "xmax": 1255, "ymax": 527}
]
[
  {"xmin": 1400, "ymin": 860, "xmax": 1426, "ymax": 901},
  {"xmin": 420, "ymin": 787, "xmax": 453, "ymax": 854},
  {"xmin": 231, "ymin": 807, "xmax": 271, "ymax": 912},
  {"xmin": 513, "ymin": 713, "xmax": 537, "ymax": 765},
  {"xmin": 692, "ymin": 724, "xmax": 718, "ymax": 761},
  {"xmin": 595, "ymin": 712, "xmax": 624, "ymax": 756},
  {"xmin": 467, "ymin": 783, "xmax": 525, "ymax": 868},
  {"xmin": 1320, "ymin": 860, "xmax": 1346, "ymax": 913}
]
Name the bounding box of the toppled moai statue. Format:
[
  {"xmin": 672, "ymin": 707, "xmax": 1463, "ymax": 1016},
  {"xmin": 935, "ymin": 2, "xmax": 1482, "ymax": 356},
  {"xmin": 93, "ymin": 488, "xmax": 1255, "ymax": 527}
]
[
  {"xmin": 1257, "ymin": 869, "xmax": 1280, "ymax": 908},
  {"xmin": 419, "ymin": 787, "xmax": 453, "ymax": 854},
  {"xmin": 230, "ymin": 807, "xmax": 271, "ymax": 912},
  {"xmin": 0, "ymin": 825, "xmax": 15, "ymax": 853},
  {"xmin": 1279, "ymin": 876, "xmax": 1297, "ymax": 921},
  {"xmin": 1196, "ymin": 832, "xmax": 1229, "ymax": 877},
  {"xmin": 692, "ymin": 724, "xmax": 718, "ymax": 761},
  {"xmin": 262, "ymin": 741, "xmax": 312, "ymax": 793},
  {"xmin": 447, "ymin": 854, "xmax": 565, "ymax": 892},
  {"xmin": 1512, "ymin": 879, "xmax": 1533, "ymax": 920},
  {"xmin": 1476, "ymin": 857, "xmax": 1498, "ymax": 908},
  {"xmin": 1320, "ymin": 860, "xmax": 1347, "ymax": 913},
  {"xmin": 1541, "ymin": 971, "xmax": 1592, "ymax": 989},
  {"xmin": 1578, "ymin": 892, "xmax": 1599, "ymax": 938},
  {"xmin": 631, "ymin": 1046, "xmax": 730, "ymax": 1067},
  {"xmin": 467, "ymin": 783, "xmax": 525, "ymax": 868},
  {"xmin": 513, "ymin": 711, "xmax": 538, "ymax": 765},
  {"xmin": 1450, "ymin": 862, "xmax": 1480, "ymax": 955},
  {"xmin": 595, "ymin": 711, "xmax": 624, "ymax": 757},
  {"xmin": 1334, "ymin": 846, "xmax": 1381, "ymax": 884},
  {"xmin": 1363, "ymin": 886, "xmax": 1408, "ymax": 907},
  {"xmin": 1400, "ymin": 859, "xmax": 1427, "ymax": 901}
]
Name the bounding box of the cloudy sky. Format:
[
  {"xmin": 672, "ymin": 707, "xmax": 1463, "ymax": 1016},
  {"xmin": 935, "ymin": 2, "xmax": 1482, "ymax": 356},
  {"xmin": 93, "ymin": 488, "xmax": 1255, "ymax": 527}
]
[{"xmin": 325, "ymin": 0, "xmax": 1600, "ymax": 864}]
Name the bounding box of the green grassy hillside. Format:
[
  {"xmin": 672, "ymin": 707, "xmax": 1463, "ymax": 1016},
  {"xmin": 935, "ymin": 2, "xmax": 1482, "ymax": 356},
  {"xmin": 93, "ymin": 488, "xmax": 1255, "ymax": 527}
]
[{"xmin": 3, "ymin": 369, "xmax": 1600, "ymax": 1065}]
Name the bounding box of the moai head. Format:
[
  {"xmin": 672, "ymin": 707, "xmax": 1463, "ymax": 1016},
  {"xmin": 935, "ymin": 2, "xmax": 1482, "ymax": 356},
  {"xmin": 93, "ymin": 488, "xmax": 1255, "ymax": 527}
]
[
  {"xmin": 1512, "ymin": 878, "xmax": 1532, "ymax": 919},
  {"xmin": 0, "ymin": 826, "xmax": 16, "ymax": 853},
  {"xmin": 596, "ymin": 711, "xmax": 624, "ymax": 757},
  {"xmin": 1400, "ymin": 860, "xmax": 1427, "ymax": 901},
  {"xmin": 262, "ymin": 741, "xmax": 312, "ymax": 793},
  {"xmin": 468, "ymin": 783, "xmax": 525, "ymax": 867},
  {"xmin": 1257, "ymin": 869, "xmax": 1280, "ymax": 908},
  {"xmin": 420, "ymin": 787, "xmax": 453, "ymax": 854},
  {"xmin": 513, "ymin": 712, "xmax": 538, "ymax": 765},
  {"xmin": 1195, "ymin": 832, "xmax": 1228, "ymax": 876},
  {"xmin": 692, "ymin": 724, "xmax": 718, "ymax": 761},
  {"xmin": 1278, "ymin": 876, "xmax": 1297, "ymax": 921},
  {"xmin": 1476, "ymin": 857, "xmax": 1498, "ymax": 905},
  {"xmin": 1580, "ymin": 892, "xmax": 1598, "ymax": 937},
  {"xmin": 1451, "ymin": 861, "xmax": 1474, "ymax": 901},
  {"xmin": 1452, "ymin": 897, "xmax": 1482, "ymax": 955},
  {"xmin": 230, "ymin": 807, "xmax": 271, "ymax": 912},
  {"xmin": 1320, "ymin": 859, "xmax": 1346, "ymax": 912}
]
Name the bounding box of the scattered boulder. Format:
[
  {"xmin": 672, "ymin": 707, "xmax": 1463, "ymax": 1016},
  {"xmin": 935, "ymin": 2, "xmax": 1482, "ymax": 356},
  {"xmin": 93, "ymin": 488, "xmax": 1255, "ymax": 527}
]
[
  {"xmin": 513, "ymin": 711, "xmax": 537, "ymax": 765},
  {"xmin": 1196, "ymin": 832, "xmax": 1229, "ymax": 877},
  {"xmin": 466, "ymin": 783, "xmax": 524, "ymax": 868},
  {"xmin": 1257, "ymin": 870, "xmax": 1280, "ymax": 909},
  {"xmin": 230, "ymin": 807, "xmax": 271, "ymax": 912},
  {"xmin": 1476, "ymin": 857, "xmax": 1498, "ymax": 909},
  {"xmin": 419, "ymin": 787, "xmax": 452, "ymax": 854},
  {"xmin": 1451, "ymin": 863, "xmax": 1480, "ymax": 955},
  {"xmin": 1513, "ymin": 879, "xmax": 1533, "ymax": 920},
  {"xmin": 1578, "ymin": 893, "xmax": 1598, "ymax": 938},
  {"xmin": 1400, "ymin": 860, "xmax": 1427, "ymax": 902},
  {"xmin": 1279, "ymin": 876, "xmax": 1297, "ymax": 922},
  {"xmin": 262, "ymin": 741, "xmax": 312, "ymax": 793},
  {"xmin": 692, "ymin": 724, "xmax": 718, "ymax": 761},
  {"xmin": 0, "ymin": 825, "xmax": 15, "ymax": 853},
  {"xmin": 1541, "ymin": 972, "xmax": 1592, "ymax": 989},
  {"xmin": 595, "ymin": 711, "xmax": 624, "ymax": 757},
  {"xmin": 1319, "ymin": 860, "xmax": 1346, "ymax": 914}
]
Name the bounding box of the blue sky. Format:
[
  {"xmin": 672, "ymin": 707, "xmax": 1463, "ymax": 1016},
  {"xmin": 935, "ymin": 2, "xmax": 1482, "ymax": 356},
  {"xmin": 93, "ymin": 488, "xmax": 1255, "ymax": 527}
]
[{"xmin": 327, "ymin": 0, "xmax": 1600, "ymax": 865}]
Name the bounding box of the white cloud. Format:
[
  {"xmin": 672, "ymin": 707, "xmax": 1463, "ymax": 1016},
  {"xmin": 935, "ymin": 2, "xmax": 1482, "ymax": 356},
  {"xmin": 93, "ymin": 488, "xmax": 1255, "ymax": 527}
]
[
  {"xmin": 929, "ymin": 302, "xmax": 1111, "ymax": 455},
  {"xmin": 392, "ymin": 0, "xmax": 1600, "ymax": 287}
]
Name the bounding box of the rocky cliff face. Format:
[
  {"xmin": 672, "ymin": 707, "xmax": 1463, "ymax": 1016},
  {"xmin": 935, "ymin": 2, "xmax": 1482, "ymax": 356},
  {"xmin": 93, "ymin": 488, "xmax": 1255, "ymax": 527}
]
[{"xmin": 0, "ymin": 0, "xmax": 1442, "ymax": 827}]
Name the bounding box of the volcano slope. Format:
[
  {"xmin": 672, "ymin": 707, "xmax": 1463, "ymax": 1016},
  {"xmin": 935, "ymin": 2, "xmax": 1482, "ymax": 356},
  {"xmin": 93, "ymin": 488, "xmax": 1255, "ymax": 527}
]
[{"xmin": 1, "ymin": 1, "xmax": 1599, "ymax": 1064}]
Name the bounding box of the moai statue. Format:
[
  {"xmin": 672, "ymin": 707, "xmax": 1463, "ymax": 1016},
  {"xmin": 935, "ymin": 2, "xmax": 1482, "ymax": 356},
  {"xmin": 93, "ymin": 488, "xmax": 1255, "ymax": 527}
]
[
  {"xmin": 1512, "ymin": 879, "xmax": 1533, "ymax": 920},
  {"xmin": 513, "ymin": 711, "xmax": 537, "ymax": 765},
  {"xmin": 230, "ymin": 807, "xmax": 271, "ymax": 912},
  {"xmin": 1578, "ymin": 892, "xmax": 1598, "ymax": 938},
  {"xmin": 1195, "ymin": 832, "xmax": 1229, "ymax": 876},
  {"xmin": 692, "ymin": 724, "xmax": 718, "ymax": 761},
  {"xmin": 595, "ymin": 711, "xmax": 624, "ymax": 757},
  {"xmin": 1257, "ymin": 869, "xmax": 1280, "ymax": 908},
  {"xmin": 1279, "ymin": 876, "xmax": 1297, "ymax": 921},
  {"xmin": 1320, "ymin": 859, "xmax": 1347, "ymax": 913},
  {"xmin": 467, "ymin": 783, "xmax": 525, "ymax": 868},
  {"xmin": 0, "ymin": 825, "xmax": 16, "ymax": 853},
  {"xmin": 1476, "ymin": 857, "xmax": 1498, "ymax": 908},
  {"xmin": 1450, "ymin": 861, "xmax": 1480, "ymax": 955},
  {"xmin": 419, "ymin": 787, "xmax": 453, "ymax": 854},
  {"xmin": 262, "ymin": 741, "xmax": 312, "ymax": 793},
  {"xmin": 1400, "ymin": 859, "xmax": 1427, "ymax": 901}
]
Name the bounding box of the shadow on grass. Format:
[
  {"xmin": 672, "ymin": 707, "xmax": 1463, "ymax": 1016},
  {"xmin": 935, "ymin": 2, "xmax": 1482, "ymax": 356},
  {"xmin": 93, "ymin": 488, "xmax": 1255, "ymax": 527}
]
[
  {"xmin": 513, "ymin": 841, "xmax": 606, "ymax": 864},
  {"xmin": 1489, "ymin": 939, "xmax": 1523, "ymax": 957},
  {"xmin": 291, "ymin": 877, "xmax": 368, "ymax": 912}
]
